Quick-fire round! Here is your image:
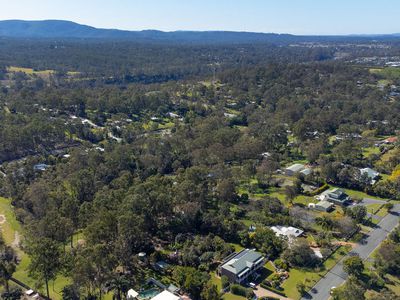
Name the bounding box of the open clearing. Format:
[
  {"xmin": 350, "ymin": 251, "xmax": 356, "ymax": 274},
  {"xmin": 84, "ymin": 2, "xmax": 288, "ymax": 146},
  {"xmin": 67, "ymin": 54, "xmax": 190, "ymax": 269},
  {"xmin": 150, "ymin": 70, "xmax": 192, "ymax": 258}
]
[
  {"xmin": 7, "ymin": 66, "xmax": 55, "ymax": 75},
  {"xmin": 0, "ymin": 197, "xmax": 70, "ymax": 300}
]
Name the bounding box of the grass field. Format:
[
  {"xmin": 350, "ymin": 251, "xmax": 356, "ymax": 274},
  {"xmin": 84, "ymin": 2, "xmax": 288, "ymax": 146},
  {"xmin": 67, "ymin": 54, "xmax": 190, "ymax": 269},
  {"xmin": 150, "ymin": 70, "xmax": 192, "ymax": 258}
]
[
  {"xmin": 370, "ymin": 67, "xmax": 400, "ymax": 80},
  {"xmin": 223, "ymin": 293, "xmax": 246, "ymax": 300},
  {"xmin": 362, "ymin": 146, "xmax": 381, "ymax": 158},
  {"xmin": 329, "ymin": 185, "xmax": 386, "ymax": 201},
  {"xmin": 7, "ymin": 66, "xmax": 55, "ymax": 76},
  {"xmin": 0, "ymin": 197, "xmax": 71, "ymax": 299}
]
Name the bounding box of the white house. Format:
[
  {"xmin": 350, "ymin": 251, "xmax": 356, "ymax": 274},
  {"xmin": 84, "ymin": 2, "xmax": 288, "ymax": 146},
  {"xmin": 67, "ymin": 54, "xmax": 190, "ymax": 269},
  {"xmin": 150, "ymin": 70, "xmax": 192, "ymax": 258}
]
[
  {"xmin": 285, "ymin": 163, "xmax": 306, "ymax": 176},
  {"xmin": 151, "ymin": 290, "xmax": 181, "ymax": 300},
  {"xmin": 127, "ymin": 289, "xmax": 139, "ymax": 300},
  {"xmin": 359, "ymin": 168, "xmax": 380, "ymax": 184},
  {"xmin": 270, "ymin": 226, "xmax": 304, "ymax": 239}
]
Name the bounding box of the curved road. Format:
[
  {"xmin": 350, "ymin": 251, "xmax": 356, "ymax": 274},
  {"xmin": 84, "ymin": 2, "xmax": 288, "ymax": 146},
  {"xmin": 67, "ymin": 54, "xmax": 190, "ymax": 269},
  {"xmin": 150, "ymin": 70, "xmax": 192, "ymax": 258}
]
[{"xmin": 301, "ymin": 203, "xmax": 400, "ymax": 300}]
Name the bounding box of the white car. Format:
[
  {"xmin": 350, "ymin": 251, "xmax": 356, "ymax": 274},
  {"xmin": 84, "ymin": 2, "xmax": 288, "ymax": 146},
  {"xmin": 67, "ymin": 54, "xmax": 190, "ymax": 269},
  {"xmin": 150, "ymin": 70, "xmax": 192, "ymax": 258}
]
[{"xmin": 330, "ymin": 286, "xmax": 336, "ymax": 295}]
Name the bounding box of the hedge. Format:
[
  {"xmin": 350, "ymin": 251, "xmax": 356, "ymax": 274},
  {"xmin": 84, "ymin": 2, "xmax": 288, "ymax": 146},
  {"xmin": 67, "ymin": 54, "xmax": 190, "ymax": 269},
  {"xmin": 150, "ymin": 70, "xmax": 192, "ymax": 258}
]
[
  {"xmin": 259, "ymin": 283, "xmax": 287, "ymax": 297},
  {"xmin": 305, "ymin": 183, "xmax": 329, "ymax": 196},
  {"xmin": 230, "ymin": 284, "xmax": 253, "ymax": 298}
]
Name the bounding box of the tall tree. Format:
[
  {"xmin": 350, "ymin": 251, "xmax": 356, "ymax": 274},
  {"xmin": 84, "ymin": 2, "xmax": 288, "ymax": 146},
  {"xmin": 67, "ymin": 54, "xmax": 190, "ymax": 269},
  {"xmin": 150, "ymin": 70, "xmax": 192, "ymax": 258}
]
[
  {"xmin": 0, "ymin": 235, "xmax": 17, "ymax": 294},
  {"xmin": 27, "ymin": 238, "xmax": 61, "ymax": 299}
]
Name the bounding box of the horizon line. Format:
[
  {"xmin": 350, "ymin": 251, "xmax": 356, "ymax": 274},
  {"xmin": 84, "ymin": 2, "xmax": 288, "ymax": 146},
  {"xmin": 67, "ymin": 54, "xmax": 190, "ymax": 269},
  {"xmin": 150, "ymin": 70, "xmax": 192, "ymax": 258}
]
[{"xmin": 1, "ymin": 19, "xmax": 399, "ymax": 37}]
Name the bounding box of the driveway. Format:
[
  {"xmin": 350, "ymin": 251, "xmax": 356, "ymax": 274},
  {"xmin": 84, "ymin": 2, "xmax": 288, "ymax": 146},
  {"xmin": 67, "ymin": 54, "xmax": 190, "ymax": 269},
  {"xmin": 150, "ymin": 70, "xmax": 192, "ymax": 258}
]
[
  {"xmin": 255, "ymin": 285, "xmax": 292, "ymax": 300},
  {"xmin": 301, "ymin": 203, "xmax": 400, "ymax": 300},
  {"xmin": 355, "ymin": 198, "xmax": 386, "ymax": 205}
]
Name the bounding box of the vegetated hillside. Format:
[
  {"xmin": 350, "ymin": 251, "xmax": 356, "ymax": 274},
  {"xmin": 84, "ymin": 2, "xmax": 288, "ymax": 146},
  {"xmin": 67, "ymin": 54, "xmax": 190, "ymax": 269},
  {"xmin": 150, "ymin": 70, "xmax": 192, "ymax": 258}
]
[
  {"xmin": 0, "ymin": 38, "xmax": 335, "ymax": 78},
  {"xmin": 0, "ymin": 20, "xmax": 399, "ymax": 43},
  {"xmin": 0, "ymin": 20, "xmax": 290, "ymax": 43}
]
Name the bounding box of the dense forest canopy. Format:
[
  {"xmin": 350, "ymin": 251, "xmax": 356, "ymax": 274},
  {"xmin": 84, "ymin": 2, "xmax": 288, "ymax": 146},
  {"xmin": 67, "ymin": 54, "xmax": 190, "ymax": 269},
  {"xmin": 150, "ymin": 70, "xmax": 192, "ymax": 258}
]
[{"xmin": 0, "ymin": 35, "xmax": 400, "ymax": 300}]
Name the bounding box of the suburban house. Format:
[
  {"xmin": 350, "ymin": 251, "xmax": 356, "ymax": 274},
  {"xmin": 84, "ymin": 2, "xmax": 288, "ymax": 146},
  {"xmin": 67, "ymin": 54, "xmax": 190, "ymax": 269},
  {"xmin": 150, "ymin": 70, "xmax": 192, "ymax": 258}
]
[
  {"xmin": 384, "ymin": 136, "xmax": 398, "ymax": 144},
  {"xmin": 359, "ymin": 167, "xmax": 380, "ymax": 184},
  {"xmin": 270, "ymin": 225, "xmax": 304, "ymax": 239},
  {"xmin": 285, "ymin": 163, "xmax": 306, "ymax": 176},
  {"xmin": 300, "ymin": 168, "xmax": 312, "ymax": 176},
  {"xmin": 33, "ymin": 163, "xmax": 50, "ymax": 171},
  {"xmin": 127, "ymin": 278, "xmax": 182, "ymax": 300},
  {"xmin": 127, "ymin": 289, "xmax": 139, "ymax": 300},
  {"xmin": 317, "ymin": 188, "xmax": 351, "ymax": 206},
  {"xmin": 151, "ymin": 291, "xmax": 182, "ymax": 300},
  {"xmin": 154, "ymin": 261, "xmax": 170, "ymax": 273},
  {"xmin": 376, "ymin": 136, "xmax": 398, "ymax": 146},
  {"xmin": 127, "ymin": 288, "xmax": 182, "ymax": 300},
  {"xmin": 218, "ymin": 249, "xmax": 265, "ymax": 283},
  {"xmin": 314, "ymin": 200, "xmax": 334, "ymax": 212}
]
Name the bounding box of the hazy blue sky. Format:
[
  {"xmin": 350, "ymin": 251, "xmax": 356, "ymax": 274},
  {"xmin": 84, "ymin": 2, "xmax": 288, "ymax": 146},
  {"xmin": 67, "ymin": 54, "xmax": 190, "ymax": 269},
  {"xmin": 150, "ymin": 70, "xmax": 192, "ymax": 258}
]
[{"xmin": 1, "ymin": 0, "xmax": 399, "ymax": 35}]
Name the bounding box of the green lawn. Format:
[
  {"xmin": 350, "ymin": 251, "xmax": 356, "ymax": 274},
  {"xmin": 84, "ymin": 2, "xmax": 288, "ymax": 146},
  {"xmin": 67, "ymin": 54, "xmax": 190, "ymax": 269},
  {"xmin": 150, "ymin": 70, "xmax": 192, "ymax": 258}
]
[
  {"xmin": 0, "ymin": 197, "xmax": 71, "ymax": 299},
  {"xmin": 269, "ymin": 191, "xmax": 287, "ymax": 202},
  {"xmin": 386, "ymin": 274, "xmax": 400, "ymax": 296},
  {"xmin": 330, "ymin": 185, "xmax": 387, "ymax": 201},
  {"xmin": 229, "ymin": 243, "xmax": 245, "ymax": 252},
  {"xmin": 264, "ymin": 261, "xmax": 276, "ymax": 273},
  {"xmin": 210, "ymin": 272, "xmax": 223, "ymax": 291},
  {"xmin": 281, "ymin": 246, "xmax": 350, "ymax": 300},
  {"xmin": 7, "ymin": 66, "xmax": 54, "ymax": 76},
  {"xmin": 371, "ymin": 67, "xmax": 400, "ymax": 80},
  {"xmin": 375, "ymin": 206, "xmax": 389, "ymax": 218},
  {"xmin": 362, "ymin": 146, "xmax": 381, "ymax": 158},
  {"xmin": 365, "ymin": 203, "xmax": 383, "ymax": 214},
  {"xmin": 293, "ymin": 195, "xmax": 314, "ymax": 206},
  {"xmin": 0, "ymin": 197, "xmax": 22, "ymax": 244},
  {"xmin": 223, "ymin": 293, "xmax": 246, "ymax": 300}
]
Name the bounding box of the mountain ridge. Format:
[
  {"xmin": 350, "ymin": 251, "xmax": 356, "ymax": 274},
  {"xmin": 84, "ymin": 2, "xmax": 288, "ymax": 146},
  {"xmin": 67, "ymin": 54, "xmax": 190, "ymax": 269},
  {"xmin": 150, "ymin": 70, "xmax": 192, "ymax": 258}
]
[{"xmin": 0, "ymin": 20, "xmax": 398, "ymax": 43}]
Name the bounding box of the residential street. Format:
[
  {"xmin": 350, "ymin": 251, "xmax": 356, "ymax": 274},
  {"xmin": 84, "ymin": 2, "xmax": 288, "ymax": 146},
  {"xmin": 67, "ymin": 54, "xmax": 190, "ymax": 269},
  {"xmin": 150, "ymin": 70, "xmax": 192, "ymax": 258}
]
[
  {"xmin": 301, "ymin": 203, "xmax": 400, "ymax": 300},
  {"xmin": 355, "ymin": 198, "xmax": 387, "ymax": 206}
]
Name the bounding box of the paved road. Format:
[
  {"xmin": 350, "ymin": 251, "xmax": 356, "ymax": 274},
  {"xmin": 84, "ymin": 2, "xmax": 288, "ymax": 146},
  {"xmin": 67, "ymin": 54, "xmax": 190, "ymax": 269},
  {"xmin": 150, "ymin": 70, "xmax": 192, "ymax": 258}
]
[
  {"xmin": 301, "ymin": 204, "xmax": 400, "ymax": 300},
  {"xmin": 353, "ymin": 198, "xmax": 386, "ymax": 206},
  {"xmin": 367, "ymin": 213, "xmax": 383, "ymax": 221}
]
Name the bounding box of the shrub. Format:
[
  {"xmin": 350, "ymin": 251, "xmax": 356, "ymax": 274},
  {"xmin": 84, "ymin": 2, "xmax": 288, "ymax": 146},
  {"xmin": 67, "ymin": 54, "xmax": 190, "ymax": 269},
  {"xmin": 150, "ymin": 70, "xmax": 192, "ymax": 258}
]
[
  {"xmin": 309, "ymin": 183, "xmax": 329, "ymax": 196},
  {"xmin": 230, "ymin": 284, "xmax": 254, "ymax": 298},
  {"xmin": 221, "ymin": 275, "xmax": 230, "ymax": 289},
  {"xmin": 274, "ymin": 258, "xmax": 288, "ymax": 270}
]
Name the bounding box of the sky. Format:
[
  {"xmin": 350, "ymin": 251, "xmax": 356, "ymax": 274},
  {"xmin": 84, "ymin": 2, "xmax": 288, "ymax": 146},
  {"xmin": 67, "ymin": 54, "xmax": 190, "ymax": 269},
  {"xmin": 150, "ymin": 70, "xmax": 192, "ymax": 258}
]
[{"xmin": 0, "ymin": 0, "xmax": 399, "ymax": 35}]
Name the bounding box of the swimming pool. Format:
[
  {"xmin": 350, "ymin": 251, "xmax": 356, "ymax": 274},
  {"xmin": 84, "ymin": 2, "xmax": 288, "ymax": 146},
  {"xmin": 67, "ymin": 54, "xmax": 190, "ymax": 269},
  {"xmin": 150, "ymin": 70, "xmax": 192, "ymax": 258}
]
[{"xmin": 138, "ymin": 288, "xmax": 161, "ymax": 300}]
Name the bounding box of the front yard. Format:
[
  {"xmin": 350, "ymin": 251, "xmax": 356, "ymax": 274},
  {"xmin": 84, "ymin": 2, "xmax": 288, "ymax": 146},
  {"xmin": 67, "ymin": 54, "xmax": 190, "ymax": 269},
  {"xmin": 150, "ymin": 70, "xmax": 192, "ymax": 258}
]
[{"xmin": 281, "ymin": 246, "xmax": 351, "ymax": 300}]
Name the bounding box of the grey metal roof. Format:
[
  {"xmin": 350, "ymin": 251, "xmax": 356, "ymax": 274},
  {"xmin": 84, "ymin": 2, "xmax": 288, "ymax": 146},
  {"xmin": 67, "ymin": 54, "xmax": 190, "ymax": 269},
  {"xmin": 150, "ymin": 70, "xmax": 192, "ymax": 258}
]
[
  {"xmin": 360, "ymin": 168, "xmax": 379, "ymax": 179},
  {"xmin": 317, "ymin": 200, "xmax": 333, "ymax": 209},
  {"xmin": 285, "ymin": 163, "xmax": 305, "ymax": 173},
  {"xmin": 220, "ymin": 249, "xmax": 264, "ymax": 275}
]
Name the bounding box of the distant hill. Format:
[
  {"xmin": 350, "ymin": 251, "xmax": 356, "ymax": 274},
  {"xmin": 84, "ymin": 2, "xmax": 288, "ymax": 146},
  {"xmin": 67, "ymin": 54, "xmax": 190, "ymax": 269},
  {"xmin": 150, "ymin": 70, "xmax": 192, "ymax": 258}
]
[
  {"xmin": 0, "ymin": 20, "xmax": 293, "ymax": 43},
  {"xmin": 0, "ymin": 20, "xmax": 398, "ymax": 43}
]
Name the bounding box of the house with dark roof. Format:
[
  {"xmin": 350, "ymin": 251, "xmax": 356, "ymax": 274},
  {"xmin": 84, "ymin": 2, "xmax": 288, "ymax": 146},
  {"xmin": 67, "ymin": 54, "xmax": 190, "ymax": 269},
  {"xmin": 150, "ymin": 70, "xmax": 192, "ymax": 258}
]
[
  {"xmin": 218, "ymin": 249, "xmax": 265, "ymax": 283},
  {"xmin": 317, "ymin": 188, "xmax": 351, "ymax": 206}
]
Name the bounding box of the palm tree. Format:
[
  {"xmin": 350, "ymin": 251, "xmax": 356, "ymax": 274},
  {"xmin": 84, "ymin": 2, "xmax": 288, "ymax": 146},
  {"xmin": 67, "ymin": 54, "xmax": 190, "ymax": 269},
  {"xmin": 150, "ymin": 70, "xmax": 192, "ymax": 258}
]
[
  {"xmin": 316, "ymin": 216, "xmax": 334, "ymax": 231},
  {"xmin": 106, "ymin": 273, "xmax": 130, "ymax": 300}
]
